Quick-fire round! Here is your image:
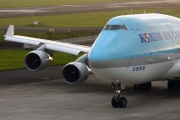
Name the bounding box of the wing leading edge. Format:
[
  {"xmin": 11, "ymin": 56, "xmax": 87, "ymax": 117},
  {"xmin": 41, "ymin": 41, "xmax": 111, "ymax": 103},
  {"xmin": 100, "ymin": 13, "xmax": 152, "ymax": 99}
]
[{"xmin": 4, "ymin": 25, "xmax": 91, "ymax": 56}]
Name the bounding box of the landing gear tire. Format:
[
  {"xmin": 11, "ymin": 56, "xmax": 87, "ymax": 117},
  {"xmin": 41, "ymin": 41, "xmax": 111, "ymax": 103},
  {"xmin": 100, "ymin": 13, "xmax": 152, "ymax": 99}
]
[
  {"xmin": 134, "ymin": 82, "xmax": 152, "ymax": 90},
  {"xmin": 111, "ymin": 95, "xmax": 127, "ymax": 108},
  {"xmin": 118, "ymin": 97, "xmax": 127, "ymax": 108},
  {"xmin": 168, "ymin": 80, "xmax": 175, "ymax": 90},
  {"xmin": 167, "ymin": 80, "xmax": 180, "ymax": 90},
  {"xmin": 111, "ymin": 96, "xmax": 118, "ymax": 108},
  {"xmin": 143, "ymin": 82, "xmax": 152, "ymax": 90},
  {"xmin": 134, "ymin": 84, "xmax": 139, "ymax": 90}
]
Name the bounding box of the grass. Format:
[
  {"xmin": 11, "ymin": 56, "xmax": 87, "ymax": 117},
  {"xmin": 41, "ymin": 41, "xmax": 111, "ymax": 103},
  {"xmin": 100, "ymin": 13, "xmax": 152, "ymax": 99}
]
[
  {"xmin": 0, "ymin": 31, "xmax": 4, "ymax": 41},
  {"xmin": 0, "ymin": 8, "xmax": 180, "ymax": 27},
  {"xmin": 0, "ymin": 0, "xmax": 136, "ymax": 8},
  {"xmin": 0, "ymin": 49, "xmax": 80, "ymax": 71}
]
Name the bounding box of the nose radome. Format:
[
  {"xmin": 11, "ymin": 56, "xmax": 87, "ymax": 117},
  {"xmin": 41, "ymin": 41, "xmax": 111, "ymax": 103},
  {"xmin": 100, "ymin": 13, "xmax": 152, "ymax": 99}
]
[{"xmin": 89, "ymin": 32, "xmax": 118, "ymax": 61}]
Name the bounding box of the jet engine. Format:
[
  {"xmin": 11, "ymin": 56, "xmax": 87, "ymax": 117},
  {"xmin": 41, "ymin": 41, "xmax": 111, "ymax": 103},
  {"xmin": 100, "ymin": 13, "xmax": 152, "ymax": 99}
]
[
  {"xmin": 25, "ymin": 50, "xmax": 53, "ymax": 71},
  {"xmin": 62, "ymin": 62, "xmax": 89, "ymax": 84}
]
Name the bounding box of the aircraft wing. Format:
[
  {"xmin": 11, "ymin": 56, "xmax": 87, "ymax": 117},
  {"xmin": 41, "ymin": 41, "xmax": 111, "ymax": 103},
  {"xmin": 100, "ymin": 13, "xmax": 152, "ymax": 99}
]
[{"xmin": 4, "ymin": 25, "xmax": 91, "ymax": 56}]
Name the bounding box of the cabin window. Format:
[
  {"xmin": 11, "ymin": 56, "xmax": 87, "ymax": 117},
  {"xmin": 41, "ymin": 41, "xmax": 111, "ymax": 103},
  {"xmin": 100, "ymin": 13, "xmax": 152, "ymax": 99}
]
[{"xmin": 103, "ymin": 24, "xmax": 127, "ymax": 30}]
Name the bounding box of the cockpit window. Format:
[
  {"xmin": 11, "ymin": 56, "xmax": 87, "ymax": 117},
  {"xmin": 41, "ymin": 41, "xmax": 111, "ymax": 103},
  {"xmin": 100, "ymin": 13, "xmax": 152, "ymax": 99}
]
[
  {"xmin": 121, "ymin": 25, "xmax": 128, "ymax": 30},
  {"xmin": 110, "ymin": 25, "xmax": 120, "ymax": 30},
  {"xmin": 103, "ymin": 24, "xmax": 128, "ymax": 30},
  {"xmin": 103, "ymin": 25, "xmax": 111, "ymax": 30}
]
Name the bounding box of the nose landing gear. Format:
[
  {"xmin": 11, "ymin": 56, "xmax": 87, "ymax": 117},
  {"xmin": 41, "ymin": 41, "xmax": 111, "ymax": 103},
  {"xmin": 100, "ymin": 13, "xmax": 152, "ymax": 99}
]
[{"xmin": 111, "ymin": 81, "xmax": 127, "ymax": 108}]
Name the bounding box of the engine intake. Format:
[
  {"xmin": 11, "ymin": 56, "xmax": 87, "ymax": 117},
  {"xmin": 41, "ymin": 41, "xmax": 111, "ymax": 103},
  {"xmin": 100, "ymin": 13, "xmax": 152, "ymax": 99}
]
[
  {"xmin": 25, "ymin": 50, "xmax": 52, "ymax": 71},
  {"xmin": 62, "ymin": 62, "xmax": 89, "ymax": 84}
]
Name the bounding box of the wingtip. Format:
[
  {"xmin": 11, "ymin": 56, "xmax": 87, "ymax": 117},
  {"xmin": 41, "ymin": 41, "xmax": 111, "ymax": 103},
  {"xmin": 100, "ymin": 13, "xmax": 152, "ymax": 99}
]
[{"xmin": 5, "ymin": 25, "xmax": 14, "ymax": 37}]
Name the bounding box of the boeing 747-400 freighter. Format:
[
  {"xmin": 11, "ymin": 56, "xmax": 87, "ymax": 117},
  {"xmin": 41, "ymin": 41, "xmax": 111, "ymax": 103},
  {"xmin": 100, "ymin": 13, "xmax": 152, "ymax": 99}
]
[{"xmin": 4, "ymin": 14, "xmax": 180, "ymax": 108}]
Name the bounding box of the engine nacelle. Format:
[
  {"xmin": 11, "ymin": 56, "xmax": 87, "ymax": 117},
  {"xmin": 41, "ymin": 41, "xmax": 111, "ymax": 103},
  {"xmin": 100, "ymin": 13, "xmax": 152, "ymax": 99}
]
[
  {"xmin": 25, "ymin": 50, "xmax": 53, "ymax": 71},
  {"xmin": 62, "ymin": 62, "xmax": 89, "ymax": 84}
]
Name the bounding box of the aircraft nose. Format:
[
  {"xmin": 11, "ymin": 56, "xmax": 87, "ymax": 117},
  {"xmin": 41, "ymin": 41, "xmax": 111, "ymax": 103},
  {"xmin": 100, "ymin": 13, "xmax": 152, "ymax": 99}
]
[{"xmin": 89, "ymin": 32, "xmax": 118, "ymax": 61}]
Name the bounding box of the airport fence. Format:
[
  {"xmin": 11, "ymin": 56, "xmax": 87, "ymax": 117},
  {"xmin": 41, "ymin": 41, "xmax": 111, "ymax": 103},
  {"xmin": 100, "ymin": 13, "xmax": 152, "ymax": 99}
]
[
  {"xmin": 0, "ymin": 27, "xmax": 102, "ymax": 41},
  {"xmin": 0, "ymin": 27, "xmax": 101, "ymax": 49}
]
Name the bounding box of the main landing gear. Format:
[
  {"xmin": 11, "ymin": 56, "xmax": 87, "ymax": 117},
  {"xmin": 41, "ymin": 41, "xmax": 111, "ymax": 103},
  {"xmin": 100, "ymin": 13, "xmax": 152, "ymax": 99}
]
[
  {"xmin": 134, "ymin": 82, "xmax": 152, "ymax": 90},
  {"xmin": 111, "ymin": 81, "xmax": 127, "ymax": 108},
  {"xmin": 168, "ymin": 80, "xmax": 180, "ymax": 90}
]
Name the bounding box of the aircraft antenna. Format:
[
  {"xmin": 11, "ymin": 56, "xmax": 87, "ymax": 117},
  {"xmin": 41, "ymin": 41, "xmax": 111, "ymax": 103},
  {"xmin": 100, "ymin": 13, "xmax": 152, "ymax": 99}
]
[{"xmin": 144, "ymin": 10, "xmax": 146, "ymax": 14}]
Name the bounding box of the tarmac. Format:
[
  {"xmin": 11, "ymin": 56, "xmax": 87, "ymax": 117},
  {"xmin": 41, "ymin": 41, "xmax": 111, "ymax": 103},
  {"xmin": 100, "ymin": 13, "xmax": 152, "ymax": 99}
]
[
  {"xmin": 1, "ymin": 66, "xmax": 180, "ymax": 120},
  {"xmin": 0, "ymin": 66, "xmax": 62, "ymax": 85},
  {"xmin": 1, "ymin": 0, "xmax": 180, "ymax": 119}
]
